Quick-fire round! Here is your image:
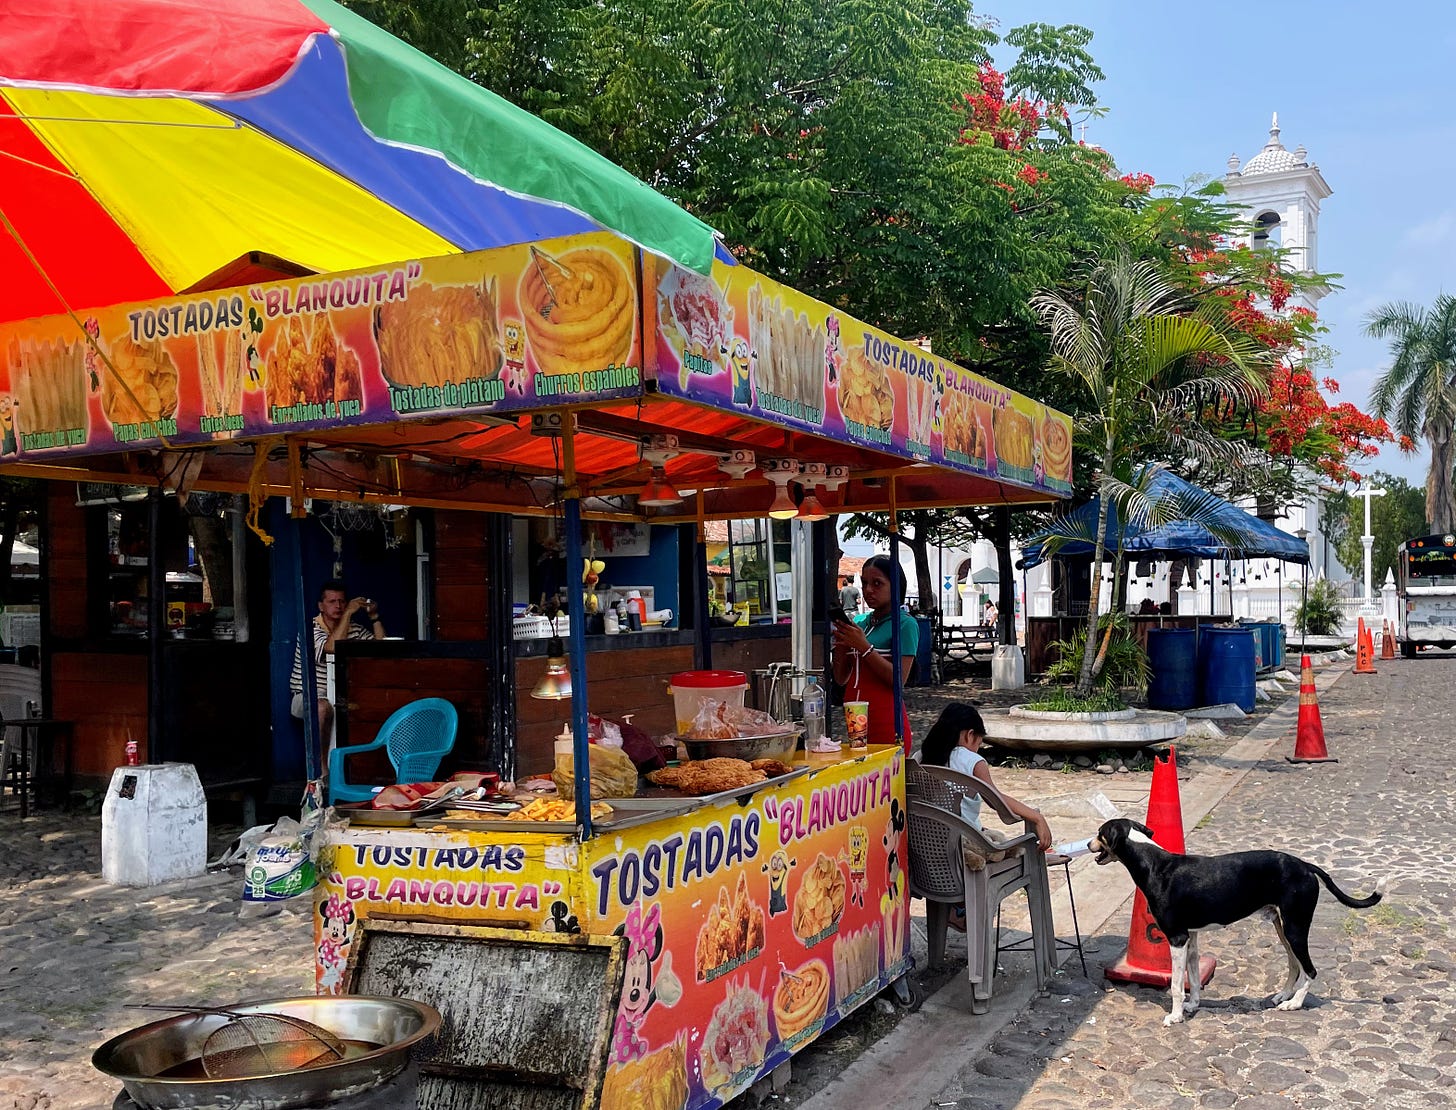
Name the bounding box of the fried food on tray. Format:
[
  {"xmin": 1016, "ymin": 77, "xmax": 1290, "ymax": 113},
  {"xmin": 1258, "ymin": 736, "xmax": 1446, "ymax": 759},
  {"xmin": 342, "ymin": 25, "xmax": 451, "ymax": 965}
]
[
  {"xmin": 504, "ymin": 797, "xmax": 613, "ymax": 822},
  {"xmin": 695, "ymin": 873, "xmax": 766, "ymax": 979},
  {"xmin": 601, "ymin": 1037, "xmax": 688, "ymax": 1110},
  {"xmin": 375, "ymin": 277, "xmax": 503, "ymax": 388},
  {"xmin": 648, "ymin": 758, "xmax": 766, "ymax": 795},
  {"xmin": 264, "ymin": 313, "xmax": 363, "ymax": 413},
  {"xmin": 103, "ymin": 334, "xmax": 179, "ymax": 425},
  {"xmin": 749, "ymin": 758, "xmax": 794, "ymax": 778},
  {"xmin": 793, "ymin": 853, "xmax": 847, "ymax": 942}
]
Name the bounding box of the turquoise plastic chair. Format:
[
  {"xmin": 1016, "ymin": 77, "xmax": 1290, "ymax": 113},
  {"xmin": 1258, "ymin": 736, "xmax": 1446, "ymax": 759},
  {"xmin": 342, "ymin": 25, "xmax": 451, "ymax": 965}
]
[{"xmin": 328, "ymin": 697, "xmax": 458, "ymax": 804}]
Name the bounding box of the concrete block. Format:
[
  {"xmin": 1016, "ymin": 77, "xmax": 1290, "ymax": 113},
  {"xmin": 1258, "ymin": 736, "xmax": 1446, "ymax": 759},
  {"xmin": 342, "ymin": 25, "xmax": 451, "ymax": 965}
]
[
  {"xmin": 991, "ymin": 645, "xmax": 1025, "ymax": 691},
  {"xmin": 101, "ymin": 763, "xmax": 208, "ymax": 887},
  {"xmin": 1184, "ymin": 719, "xmax": 1227, "ymax": 739},
  {"xmin": 1184, "ymin": 703, "xmax": 1247, "ymax": 719}
]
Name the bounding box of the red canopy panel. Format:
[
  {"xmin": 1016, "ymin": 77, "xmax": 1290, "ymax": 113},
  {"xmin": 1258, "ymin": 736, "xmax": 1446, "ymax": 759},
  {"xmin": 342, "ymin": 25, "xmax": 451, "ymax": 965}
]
[
  {"xmin": 0, "ymin": 101, "xmax": 171, "ymax": 322},
  {"xmin": 0, "ymin": 0, "xmax": 327, "ymax": 96}
]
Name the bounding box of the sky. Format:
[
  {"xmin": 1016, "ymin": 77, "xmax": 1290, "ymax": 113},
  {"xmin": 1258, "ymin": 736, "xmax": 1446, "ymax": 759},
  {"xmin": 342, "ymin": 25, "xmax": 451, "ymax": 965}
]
[{"xmin": 990, "ymin": 0, "xmax": 1451, "ymax": 492}]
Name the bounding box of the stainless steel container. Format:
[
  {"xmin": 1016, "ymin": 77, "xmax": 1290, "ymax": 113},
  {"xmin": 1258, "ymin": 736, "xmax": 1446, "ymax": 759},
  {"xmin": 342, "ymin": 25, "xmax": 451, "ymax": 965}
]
[
  {"xmin": 92, "ymin": 996, "xmax": 440, "ymax": 1110},
  {"xmin": 752, "ymin": 662, "xmax": 803, "ymax": 720},
  {"xmin": 681, "ymin": 729, "xmax": 802, "ymax": 762}
]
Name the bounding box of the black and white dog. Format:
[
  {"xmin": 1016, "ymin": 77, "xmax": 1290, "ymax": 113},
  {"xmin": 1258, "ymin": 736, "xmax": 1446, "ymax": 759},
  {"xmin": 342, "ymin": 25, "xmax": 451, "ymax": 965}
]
[{"xmin": 1090, "ymin": 818, "xmax": 1385, "ymax": 1025}]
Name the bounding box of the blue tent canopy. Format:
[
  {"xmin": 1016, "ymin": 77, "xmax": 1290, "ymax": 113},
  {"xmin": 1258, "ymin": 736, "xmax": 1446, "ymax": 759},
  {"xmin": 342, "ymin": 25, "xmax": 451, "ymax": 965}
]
[{"xmin": 1019, "ymin": 468, "xmax": 1310, "ymax": 570}]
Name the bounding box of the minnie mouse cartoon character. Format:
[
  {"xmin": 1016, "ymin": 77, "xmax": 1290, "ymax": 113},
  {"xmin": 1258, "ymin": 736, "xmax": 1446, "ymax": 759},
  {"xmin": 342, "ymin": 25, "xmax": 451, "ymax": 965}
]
[{"xmin": 610, "ymin": 902, "xmax": 682, "ymax": 1064}]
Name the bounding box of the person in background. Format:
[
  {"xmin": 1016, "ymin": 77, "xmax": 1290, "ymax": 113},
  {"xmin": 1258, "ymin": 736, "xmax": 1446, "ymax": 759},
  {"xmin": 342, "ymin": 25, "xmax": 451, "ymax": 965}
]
[
  {"xmin": 290, "ymin": 579, "xmax": 384, "ymax": 759},
  {"xmin": 983, "ymin": 597, "xmax": 999, "ymax": 628},
  {"xmin": 919, "ymin": 701, "xmax": 1052, "ymax": 929},
  {"xmin": 831, "ymin": 555, "xmax": 918, "ymax": 751},
  {"xmin": 838, "ymin": 574, "xmax": 863, "ymax": 615},
  {"xmin": 1139, "ymin": 596, "xmax": 1158, "ymax": 615}
]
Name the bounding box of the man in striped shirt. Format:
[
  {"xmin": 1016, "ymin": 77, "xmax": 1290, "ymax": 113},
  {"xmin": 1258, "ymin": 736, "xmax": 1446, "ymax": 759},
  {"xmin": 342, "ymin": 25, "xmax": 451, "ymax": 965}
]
[{"xmin": 290, "ymin": 579, "xmax": 385, "ymax": 751}]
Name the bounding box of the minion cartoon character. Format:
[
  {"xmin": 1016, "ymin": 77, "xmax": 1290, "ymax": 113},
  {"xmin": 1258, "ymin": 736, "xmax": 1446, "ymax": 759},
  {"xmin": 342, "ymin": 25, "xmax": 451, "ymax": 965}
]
[
  {"xmin": 724, "ymin": 336, "xmax": 756, "ymax": 408},
  {"xmin": 501, "ymin": 318, "xmax": 528, "ymax": 394},
  {"xmin": 824, "ymin": 315, "xmax": 844, "ymax": 384},
  {"xmin": 762, "ymin": 850, "xmax": 796, "ymax": 916},
  {"xmin": 842, "ymin": 826, "xmax": 870, "ymax": 908},
  {"xmin": 0, "ymin": 396, "xmax": 16, "ymax": 457}
]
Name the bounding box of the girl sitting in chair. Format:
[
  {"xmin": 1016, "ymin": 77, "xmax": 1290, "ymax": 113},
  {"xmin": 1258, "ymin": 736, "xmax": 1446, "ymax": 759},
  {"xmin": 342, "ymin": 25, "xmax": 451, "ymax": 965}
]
[{"xmin": 919, "ymin": 702, "xmax": 1052, "ymax": 929}]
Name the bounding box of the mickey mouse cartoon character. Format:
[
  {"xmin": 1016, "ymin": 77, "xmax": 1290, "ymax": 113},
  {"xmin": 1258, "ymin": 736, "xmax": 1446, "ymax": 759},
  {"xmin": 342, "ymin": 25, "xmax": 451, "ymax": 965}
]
[
  {"xmin": 610, "ymin": 902, "xmax": 682, "ymax": 1064},
  {"xmin": 542, "ymin": 899, "xmax": 580, "ymax": 934},
  {"xmin": 824, "ymin": 315, "xmax": 844, "ymax": 384},
  {"xmin": 316, "ymin": 892, "xmax": 356, "ymax": 994},
  {"xmin": 882, "ymin": 798, "xmax": 906, "ymax": 905}
]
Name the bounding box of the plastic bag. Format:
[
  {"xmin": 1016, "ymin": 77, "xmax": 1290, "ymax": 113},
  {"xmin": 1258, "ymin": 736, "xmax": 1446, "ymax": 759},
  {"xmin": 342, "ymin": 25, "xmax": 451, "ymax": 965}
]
[
  {"xmin": 239, "ymin": 783, "xmax": 324, "ymax": 918},
  {"xmin": 552, "ymin": 741, "xmax": 639, "ymax": 800}
]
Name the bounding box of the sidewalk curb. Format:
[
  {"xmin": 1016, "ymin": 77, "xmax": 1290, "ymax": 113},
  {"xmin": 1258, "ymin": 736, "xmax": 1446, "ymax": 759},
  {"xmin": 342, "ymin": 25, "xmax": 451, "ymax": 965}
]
[{"xmin": 794, "ymin": 664, "xmax": 1347, "ymax": 1110}]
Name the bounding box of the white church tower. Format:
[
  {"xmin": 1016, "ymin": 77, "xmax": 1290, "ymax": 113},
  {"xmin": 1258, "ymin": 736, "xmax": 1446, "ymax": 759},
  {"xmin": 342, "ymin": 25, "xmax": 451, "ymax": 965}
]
[{"xmin": 1221, "ymin": 113, "xmax": 1332, "ymax": 314}]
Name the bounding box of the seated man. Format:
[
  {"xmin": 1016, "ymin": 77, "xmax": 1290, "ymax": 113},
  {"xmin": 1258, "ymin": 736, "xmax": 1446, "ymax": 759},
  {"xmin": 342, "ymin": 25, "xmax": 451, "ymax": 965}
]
[{"xmin": 290, "ymin": 579, "xmax": 384, "ymax": 759}]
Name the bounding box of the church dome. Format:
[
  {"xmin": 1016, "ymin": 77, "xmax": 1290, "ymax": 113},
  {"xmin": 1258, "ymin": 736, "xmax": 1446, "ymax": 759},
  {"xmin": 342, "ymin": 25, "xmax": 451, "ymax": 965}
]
[{"xmin": 1232, "ymin": 114, "xmax": 1309, "ymax": 176}]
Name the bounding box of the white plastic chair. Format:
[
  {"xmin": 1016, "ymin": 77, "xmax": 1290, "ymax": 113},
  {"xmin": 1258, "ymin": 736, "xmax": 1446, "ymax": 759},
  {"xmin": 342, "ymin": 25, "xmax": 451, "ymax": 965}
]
[{"xmin": 906, "ymin": 760, "xmax": 1053, "ymax": 1013}]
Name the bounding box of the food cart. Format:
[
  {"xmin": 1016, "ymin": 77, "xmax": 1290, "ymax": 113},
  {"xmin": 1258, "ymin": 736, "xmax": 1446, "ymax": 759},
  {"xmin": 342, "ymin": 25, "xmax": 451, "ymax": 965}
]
[{"xmin": 0, "ymin": 230, "xmax": 1071, "ymax": 1107}]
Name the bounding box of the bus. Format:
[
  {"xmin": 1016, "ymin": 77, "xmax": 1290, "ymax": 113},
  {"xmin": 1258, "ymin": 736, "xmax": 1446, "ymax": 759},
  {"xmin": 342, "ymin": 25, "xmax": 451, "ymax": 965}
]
[{"xmin": 1395, "ymin": 533, "xmax": 1456, "ymax": 657}]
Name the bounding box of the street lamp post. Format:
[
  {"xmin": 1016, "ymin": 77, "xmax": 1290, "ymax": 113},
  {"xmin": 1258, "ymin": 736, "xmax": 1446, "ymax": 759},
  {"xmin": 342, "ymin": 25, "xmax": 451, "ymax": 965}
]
[
  {"xmin": 1352, "ymin": 483, "xmax": 1386, "ymax": 607},
  {"xmin": 1294, "ymin": 527, "xmax": 1310, "ymax": 656}
]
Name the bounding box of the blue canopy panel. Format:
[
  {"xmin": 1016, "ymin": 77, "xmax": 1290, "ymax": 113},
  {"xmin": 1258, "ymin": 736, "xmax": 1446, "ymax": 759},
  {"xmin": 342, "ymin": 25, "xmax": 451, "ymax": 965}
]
[{"xmin": 1020, "ymin": 469, "xmax": 1310, "ymax": 570}]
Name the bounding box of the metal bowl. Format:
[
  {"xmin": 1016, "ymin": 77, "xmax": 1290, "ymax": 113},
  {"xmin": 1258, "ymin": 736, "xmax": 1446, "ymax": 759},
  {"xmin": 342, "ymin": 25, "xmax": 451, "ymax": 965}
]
[
  {"xmin": 92, "ymin": 996, "xmax": 441, "ymax": 1110},
  {"xmin": 682, "ymin": 730, "xmax": 801, "ymax": 763}
]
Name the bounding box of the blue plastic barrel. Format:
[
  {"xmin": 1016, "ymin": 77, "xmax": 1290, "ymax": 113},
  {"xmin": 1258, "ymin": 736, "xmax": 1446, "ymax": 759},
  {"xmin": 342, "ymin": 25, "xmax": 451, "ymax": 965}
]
[
  {"xmin": 1147, "ymin": 628, "xmax": 1199, "ymax": 710},
  {"xmin": 1200, "ymin": 627, "xmax": 1257, "ymax": 712},
  {"xmin": 1240, "ymin": 620, "xmax": 1268, "ymax": 671}
]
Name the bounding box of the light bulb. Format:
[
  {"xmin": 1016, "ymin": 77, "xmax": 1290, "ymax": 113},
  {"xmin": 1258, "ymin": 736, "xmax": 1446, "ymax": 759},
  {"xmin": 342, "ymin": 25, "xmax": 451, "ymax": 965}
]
[{"xmin": 768, "ymin": 485, "xmax": 798, "ymax": 520}]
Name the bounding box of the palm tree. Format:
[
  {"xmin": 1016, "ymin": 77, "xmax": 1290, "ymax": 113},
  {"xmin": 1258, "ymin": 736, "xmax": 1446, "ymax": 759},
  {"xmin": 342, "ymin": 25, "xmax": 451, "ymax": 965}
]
[
  {"xmin": 1032, "ymin": 253, "xmax": 1273, "ymax": 696},
  {"xmin": 1363, "ymin": 296, "xmax": 1456, "ymax": 533}
]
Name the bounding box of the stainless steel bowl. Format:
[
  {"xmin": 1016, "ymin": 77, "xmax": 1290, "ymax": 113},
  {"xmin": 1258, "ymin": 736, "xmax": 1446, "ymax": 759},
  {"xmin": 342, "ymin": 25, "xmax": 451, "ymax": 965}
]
[
  {"xmin": 681, "ymin": 730, "xmax": 801, "ymax": 763},
  {"xmin": 92, "ymin": 996, "xmax": 441, "ymax": 1110}
]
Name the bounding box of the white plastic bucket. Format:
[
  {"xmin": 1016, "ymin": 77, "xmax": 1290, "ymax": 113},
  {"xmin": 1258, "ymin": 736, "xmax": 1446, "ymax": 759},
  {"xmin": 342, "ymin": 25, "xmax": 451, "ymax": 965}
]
[{"xmin": 668, "ymin": 670, "xmax": 748, "ymax": 735}]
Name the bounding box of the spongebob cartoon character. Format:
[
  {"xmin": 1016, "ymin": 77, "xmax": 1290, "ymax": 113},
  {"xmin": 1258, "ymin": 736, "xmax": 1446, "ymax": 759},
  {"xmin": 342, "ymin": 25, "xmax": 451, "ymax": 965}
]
[
  {"xmin": 842, "ymin": 826, "xmax": 870, "ymax": 908},
  {"xmin": 724, "ymin": 336, "xmax": 756, "ymax": 408},
  {"xmin": 501, "ymin": 318, "xmax": 528, "ymax": 394},
  {"xmin": 0, "ymin": 396, "xmax": 15, "ymax": 457},
  {"xmin": 762, "ymin": 850, "xmax": 796, "ymax": 917},
  {"xmin": 824, "ymin": 315, "xmax": 844, "ymax": 384}
]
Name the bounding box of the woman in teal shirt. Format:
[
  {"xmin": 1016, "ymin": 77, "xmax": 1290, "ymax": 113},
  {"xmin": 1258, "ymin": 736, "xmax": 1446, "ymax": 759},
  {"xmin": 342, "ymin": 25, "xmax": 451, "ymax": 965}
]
[{"xmin": 831, "ymin": 555, "xmax": 918, "ymax": 750}]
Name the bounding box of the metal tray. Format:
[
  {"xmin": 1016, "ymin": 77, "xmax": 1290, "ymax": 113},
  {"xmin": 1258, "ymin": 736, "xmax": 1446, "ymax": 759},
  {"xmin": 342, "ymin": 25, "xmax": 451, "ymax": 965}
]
[
  {"xmin": 336, "ymin": 805, "xmax": 418, "ymax": 828},
  {"xmin": 638, "ymin": 764, "xmax": 809, "ymax": 807}
]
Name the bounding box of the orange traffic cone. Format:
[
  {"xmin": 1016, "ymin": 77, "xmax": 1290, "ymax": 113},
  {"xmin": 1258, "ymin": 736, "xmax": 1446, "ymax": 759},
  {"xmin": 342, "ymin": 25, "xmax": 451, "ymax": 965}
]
[
  {"xmin": 1105, "ymin": 747, "xmax": 1217, "ymax": 988},
  {"xmin": 1354, "ymin": 619, "xmax": 1377, "ymax": 674},
  {"xmin": 1287, "ymin": 653, "xmax": 1337, "ymax": 763},
  {"xmin": 1380, "ymin": 620, "xmax": 1396, "ymax": 661}
]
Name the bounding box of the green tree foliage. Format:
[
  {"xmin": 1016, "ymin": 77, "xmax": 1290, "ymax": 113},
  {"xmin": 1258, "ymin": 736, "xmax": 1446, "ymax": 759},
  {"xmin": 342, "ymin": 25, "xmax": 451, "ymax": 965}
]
[
  {"xmin": 1364, "ymin": 296, "xmax": 1456, "ymax": 532},
  {"xmin": 1032, "ymin": 252, "xmax": 1274, "ymax": 694},
  {"xmin": 1332, "ymin": 472, "xmax": 1428, "ymax": 586}
]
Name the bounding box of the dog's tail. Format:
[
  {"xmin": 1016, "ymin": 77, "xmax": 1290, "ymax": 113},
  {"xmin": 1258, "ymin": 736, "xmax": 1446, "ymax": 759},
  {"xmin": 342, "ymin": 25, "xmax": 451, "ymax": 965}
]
[{"xmin": 1313, "ymin": 867, "xmax": 1385, "ymax": 909}]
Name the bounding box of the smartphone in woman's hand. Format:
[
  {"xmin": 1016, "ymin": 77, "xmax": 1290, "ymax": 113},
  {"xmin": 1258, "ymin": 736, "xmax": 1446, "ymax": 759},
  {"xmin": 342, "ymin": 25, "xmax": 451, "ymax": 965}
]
[{"xmin": 829, "ymin": 605, "xmax": 851, "ymax": 625}]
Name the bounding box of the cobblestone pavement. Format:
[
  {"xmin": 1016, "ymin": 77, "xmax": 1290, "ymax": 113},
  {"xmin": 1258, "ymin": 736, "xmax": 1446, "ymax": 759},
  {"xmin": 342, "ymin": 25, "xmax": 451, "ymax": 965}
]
[
  {"xmin": 919, "ymin": 655, "xmax": 1456, "ymax": 1110},
  {"xmin": 0, "ymin": 823, "xmax": 314, "ymax": 1109},
  {"xmin": 3, "ymin": 656, "xmax": 1446, "ymax": 1110}
]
